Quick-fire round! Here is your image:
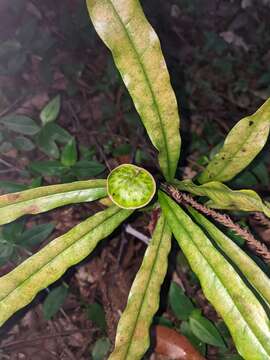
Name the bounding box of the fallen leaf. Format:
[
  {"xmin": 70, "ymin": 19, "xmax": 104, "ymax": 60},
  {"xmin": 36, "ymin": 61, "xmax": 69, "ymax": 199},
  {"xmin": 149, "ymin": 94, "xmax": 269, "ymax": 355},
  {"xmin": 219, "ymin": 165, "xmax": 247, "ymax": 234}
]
[{"xmin": 154, "ymin": 325, "xmax": 206, "ymax": 360}]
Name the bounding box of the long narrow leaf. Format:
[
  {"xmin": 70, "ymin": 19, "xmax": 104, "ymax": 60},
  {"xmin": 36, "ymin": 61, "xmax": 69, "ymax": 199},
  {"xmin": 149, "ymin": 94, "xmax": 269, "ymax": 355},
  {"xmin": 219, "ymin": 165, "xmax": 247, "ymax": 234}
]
[
  {"xmin": 109, "ymin": 212, "xmax": 171, "ymax": 360},
  {"xmin": 87, "ymin": 0, "xmax": 181, "ymax": 181},
  {"xmin": 187, "ymin": 206, "xmax": 270, "ymax": 306},
  {"xmin": 159, "ymin": 191, "xmax": 270, "ymax": 359},
  {"xmin": 198, "ymin": 98, "xmax": 270, "ymax": 183},
  {"xmin": 0, "ymin": 179, "xmax": 107, "ymax": 225},
  {"xmin": 174, "ymin": 179, "xmax": 270, "ymax": 218},
  {"xmin": 0, "ymin": 205, "xmax": 132, "ymax": 326}
]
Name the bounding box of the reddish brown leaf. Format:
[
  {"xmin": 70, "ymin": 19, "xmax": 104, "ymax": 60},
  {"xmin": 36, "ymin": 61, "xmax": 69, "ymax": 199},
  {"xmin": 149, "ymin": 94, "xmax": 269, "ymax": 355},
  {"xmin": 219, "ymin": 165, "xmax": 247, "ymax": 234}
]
[{"xmin": 154, "ymin": 325, "xmax": 205, "ymax": 360}]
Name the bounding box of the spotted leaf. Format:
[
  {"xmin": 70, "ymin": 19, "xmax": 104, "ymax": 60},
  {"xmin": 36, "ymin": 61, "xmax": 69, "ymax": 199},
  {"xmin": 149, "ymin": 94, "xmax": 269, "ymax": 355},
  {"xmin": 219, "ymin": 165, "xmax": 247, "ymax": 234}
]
[{"xmin": 87, "ymin": 0, "xmax": 181, "ymax": 181}]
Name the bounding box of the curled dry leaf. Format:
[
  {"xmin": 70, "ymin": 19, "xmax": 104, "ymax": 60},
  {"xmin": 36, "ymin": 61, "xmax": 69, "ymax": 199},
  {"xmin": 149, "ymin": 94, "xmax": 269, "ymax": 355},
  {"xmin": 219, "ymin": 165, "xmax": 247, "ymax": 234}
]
[{"xmin": 154, "ymin": 325, "xmax": 205, "ymax": 360}]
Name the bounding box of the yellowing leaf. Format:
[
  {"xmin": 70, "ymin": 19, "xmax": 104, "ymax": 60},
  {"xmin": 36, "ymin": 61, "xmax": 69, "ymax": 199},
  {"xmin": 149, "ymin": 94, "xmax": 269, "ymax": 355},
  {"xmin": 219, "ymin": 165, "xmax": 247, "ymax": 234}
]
[
  {"xmin": 87, "ymin": 0, "xmax": 180, "ymax": 181},
  {"xmin": 110, "ymin": 213, "xmax": 171, "ymax": 360},
  {"xmin": 198, "ymin": 98, "xmax": 270, "ymax": 183},
  {"xmin": 187, "ymin": 207, "xmax": 270, "ymax": 306},
  {"xmin": 40, "ymin": 95, "xmax": 61, "ymax": 125},
  {"xmin": 174, "ymin": 179, "xmax": 270, "ymax": 218},
  {"xmin": 159, "ymin": 191, "xmax": 270, "ymax": 360},
  {"xmin": 0, "ymin": 205, "xmax": 132, "ymax": 326},
  {"xmin": 0, "ymin": 179, "xmax": 107, "ymax": 225}
]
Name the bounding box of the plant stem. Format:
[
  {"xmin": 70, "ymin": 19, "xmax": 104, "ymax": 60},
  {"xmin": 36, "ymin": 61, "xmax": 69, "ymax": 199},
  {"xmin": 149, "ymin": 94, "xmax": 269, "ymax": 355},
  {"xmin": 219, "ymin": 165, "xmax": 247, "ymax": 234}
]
[{"xmin": 161, "ymin": 183, "xmax": 270, "ymax": 264}]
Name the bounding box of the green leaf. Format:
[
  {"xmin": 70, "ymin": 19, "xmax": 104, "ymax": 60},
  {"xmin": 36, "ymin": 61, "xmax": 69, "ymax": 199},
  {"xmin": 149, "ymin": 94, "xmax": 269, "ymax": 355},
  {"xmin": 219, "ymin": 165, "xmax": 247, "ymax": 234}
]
[
  {"xmin": 0, "ymin": 239, "xmax": 14, "ymax": 266},
  {"xmin": 109, "ymin": 213, "xmax": 171, "ymax": 360},
  {"xmin": 30, "ymin": 177, "xmax": 42, "ymax": 188},
  {"xmin": 180, "ymin": 321, "xmax": 206, "ymax": 356},
  {"xmin": 198, "ymin": 98, "xmax": 270, "ymax": 183},
  {"xmin": 0, "ymin": 181, "xmax": 28, "ymax": 193},
  {"xmin": 12, "ymin": 136, "xmax": 35, "ymax": 151},
  {"xmin": 37, "ymin": 123, "xmax": 72, "ymax": 158},
  {"xmin": 40, "ymin": 95, "xmax": 61, "ymax": 125},
  {"xmin": 0, "ymin": 179, "xmax": 107, "ymax": 225},
  {"xmin": 174, "ymin": 179, "xmax": 270, "ymax": 218},
  {"xmin": 50, "ymin": 123, "xmax": 72, "ymax": 143},
  {"xmin": 61, "ymin": 138, "xmax": 78, "ymax": 167},
  {"xmin": 87, "ymin": 302, "xmax": 107, "ymax": 331},
  {"xmin": 252, "ymin": 162, "xmax": 269, "ymax": 186},
  {"xmin": 0, "ymin": 141, "xmax": 13, "ymax": 153},
  {"xmin": 2, "ymin": 220, "xmax": 25, "ymax": 242},
  {"xmin": 112, "ymin": 144, "xmax": 132, "ymax": 157},
  {"xmin": 92, "ymin": 338, "xmax": 111, "ymax": 360},
  {"xmin": 189, "ymin": 310, "xmax": 225, "ymax": 348},
  {"xmin": 153, "ymin": 316, "xmax": 174, "ymax": 328},
  {"xmin": 29, "ymin": 160, "xmax": 68, "ymax": 176},
  {"xmin": 0, "ymin": 205, "xmax": 133, "ymax": 326},
  {"xmin": 37, "ymin": 127, "xmax": 60, "ymax": 159},
  {"xmin": 87, "ymin": 0, "xmax": 181, "ymax": 181},
  {"xmin": 0, "ymin": 115, "xmax": 40, "ymax": 135},
  {"xmin": 187, "ymin": 207, "xmax": 270, "ymax": 306},
  {"xmin": 72, "ymin": 160, "xmax": 105, "ymax": 179},
  {"xmin": 20, "ymin": 223, "xmax": 55, "ymax": 248},
  {"xmin": 43, "ymin": 284, "xmax": 68, "ymax": 320},
  {"xmin": 159, "ymin": 191, "xmax": 270, "ymax": 359},
  {"xmin": 168, "ymin": 281, "xmax": 194, "ymax": 321}
]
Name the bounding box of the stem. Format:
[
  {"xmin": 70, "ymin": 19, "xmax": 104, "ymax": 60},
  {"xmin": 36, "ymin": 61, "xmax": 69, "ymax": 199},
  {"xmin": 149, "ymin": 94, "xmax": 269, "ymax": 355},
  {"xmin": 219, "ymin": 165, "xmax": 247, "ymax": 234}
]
[{"xmin": 161, "ymin": 183, "xmax": 270, "ymax": 264}]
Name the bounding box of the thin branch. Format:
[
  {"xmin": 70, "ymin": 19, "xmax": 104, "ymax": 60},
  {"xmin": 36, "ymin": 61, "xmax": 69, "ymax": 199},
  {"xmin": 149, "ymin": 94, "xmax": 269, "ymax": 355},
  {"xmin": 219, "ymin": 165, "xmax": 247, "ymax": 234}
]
[
  {"xmin": 125, "ymin": 224, "xmax": 150, "ymax": 245},
  {"xmin": 0, "ymin": 328, "xmax": 93, "ymax": 350},
  {"xmin": 162, "ymin": 184, "xmax": 270, "ymax": 264},
  {"xmin": 0, "ymin": 95, "xmax": 26, "ymax": 118}
]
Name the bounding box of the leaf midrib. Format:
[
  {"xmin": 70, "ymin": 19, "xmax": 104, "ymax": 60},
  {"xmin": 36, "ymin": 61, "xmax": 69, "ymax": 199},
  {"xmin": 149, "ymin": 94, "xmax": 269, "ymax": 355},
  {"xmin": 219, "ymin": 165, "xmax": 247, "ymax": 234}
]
[
  {"xmin": 122, "ymin": 219, "xmax": 167, "ymax": 358},
  {"xmin": 107, "ymin": 0, "xmax": 172, "ymax": 179},
  {"xmin": 0, "ymin": 207, "xmax": 122, "ymax": 304},
  {"xmin": 207, "ymin": 119, "xmax": 269, "ymax": 181},
  {"xmin": 165, "ymin": 198, "xmax": 270, "ymax": 356},
  {"xmin": 177, "ymin": 182, "xmax": 261, "ymax": 204},
  {"xmin": 0, "ymin": 186, "xmax": 106, "ymax": 209}
]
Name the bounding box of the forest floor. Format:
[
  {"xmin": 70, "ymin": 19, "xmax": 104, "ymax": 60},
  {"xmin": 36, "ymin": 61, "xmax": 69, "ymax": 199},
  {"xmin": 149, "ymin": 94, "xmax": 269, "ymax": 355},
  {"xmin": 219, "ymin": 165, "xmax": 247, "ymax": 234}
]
[{"xmin": 0, "ymin": 0, "xmax": 270, "ymax": 359}]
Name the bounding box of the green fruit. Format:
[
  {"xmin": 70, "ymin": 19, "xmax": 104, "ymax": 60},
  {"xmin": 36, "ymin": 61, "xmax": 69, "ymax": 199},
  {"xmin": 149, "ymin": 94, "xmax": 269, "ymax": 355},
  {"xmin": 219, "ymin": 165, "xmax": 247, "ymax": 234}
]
[{"xmin": 107, "ymin": 164, "xmax": 156, "ymax": 209}]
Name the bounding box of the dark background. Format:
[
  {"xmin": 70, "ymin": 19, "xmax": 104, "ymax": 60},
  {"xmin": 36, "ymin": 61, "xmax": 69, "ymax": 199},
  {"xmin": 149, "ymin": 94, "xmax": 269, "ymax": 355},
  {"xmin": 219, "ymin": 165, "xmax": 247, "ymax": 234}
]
[{"xmin": 0, "ymin": 1, "xmax": 270, "ymax": 359}]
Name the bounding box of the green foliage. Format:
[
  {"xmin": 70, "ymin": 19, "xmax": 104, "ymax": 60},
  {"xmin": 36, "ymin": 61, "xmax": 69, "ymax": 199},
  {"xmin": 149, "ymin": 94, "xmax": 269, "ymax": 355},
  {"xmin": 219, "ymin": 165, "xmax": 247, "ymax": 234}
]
[
  {"xmin": 40, "ymin": 95, "xmax": 61, "ymax": 125},
  {"xmin": 168, "ymin": 282, "xmax": 194, "ymax": 321},
  {"xmin": 71, "ymin": 160, "xmax": 105, "ymax": 179},
  {"xmin": 0, "ymin": 205, "xmax": 133, "ymax": 326},
  {"xmin": 0, "ymin": 1, "xmax": 270, "ymax": 359},
  {"xmin": 180, "ymin": 321, "xmax": 206, "ymax": 355},
  {"xmin": 198, "ymin": 98, "xmax": 270, "ymax": 183},
  {"xmin": 61, "ymin": 138, "xmax": 78, "ymax": 167},
  {"xmin": 0, "ymin": 115, "xmax": 40, "ymax": 135},
  {"xmin": 43, "ymin": 284, "xmax": 69, "ymax": 320},
  {"xmin": 110, "ymin": 213, "xmax": 171, "ymax": 359},
  {"xmin": 86, "ymin": 0, "xmax": 181, "ymax": 181},
  {"xmin": 20, "ymin": 223, "xmax": 55, "ymax": 248},
  {"xmin": 174, "ymin": 179, "xmax": 270, "ymax": 217},
  {"xmin": 189, "ymin": 310, "xmax": 226, "ymax": 348},
  {"xmin": 87, "ymin": 302, "xmax": 107, "ymax": 331},
  {"xmin": 37, "ymin": 122, "xmax": 72, "ymax": 159},
  {"xmin": 188, "ymin": 207, "xmax": 270, "ymax": 305},
  {"xmin": 159, "ymin": 191, "xmax": 270, "ymax": 359},
  {"xmin": 91, "ymin": 338, "xmax": 111, "ymax": 360},
  {"xmin": 0, "ymin": 220, "xmax": 55, "ymax": 266},
  {"xmin": 0, "ymin": 179, "xmax": 107, "ymax": 225}
]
